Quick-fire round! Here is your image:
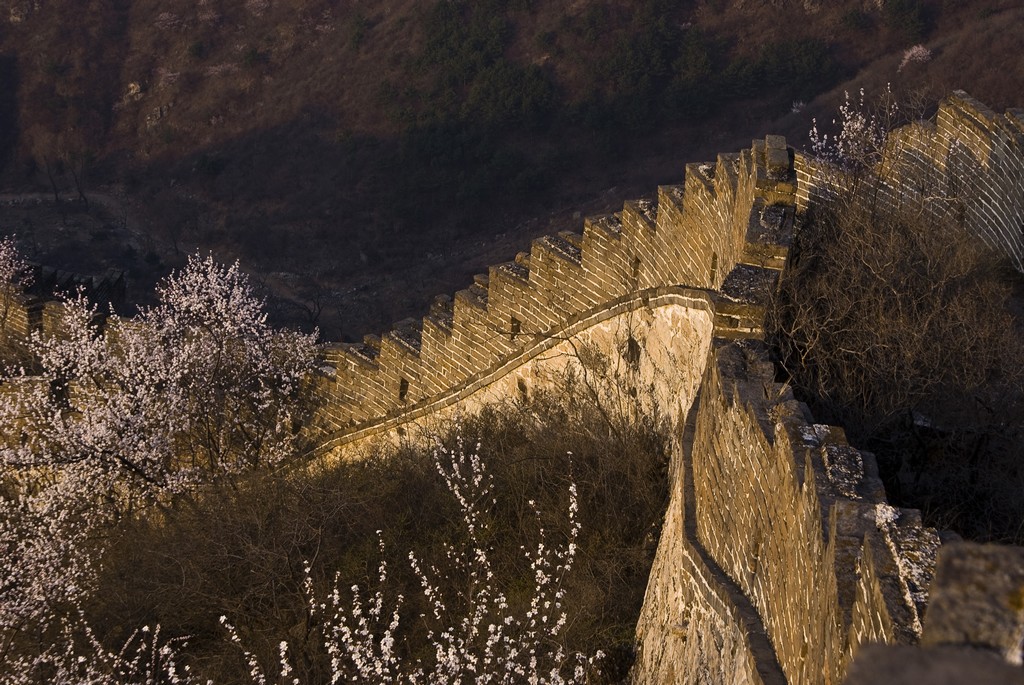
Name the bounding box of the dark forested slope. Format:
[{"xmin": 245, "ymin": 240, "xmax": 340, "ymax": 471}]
[{"xmin": 1, "ymin": 0, "xmax": 1022, "ymax": 338}]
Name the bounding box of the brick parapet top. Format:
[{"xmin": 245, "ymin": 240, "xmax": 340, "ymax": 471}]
[{"xmin": 316, "ymin": 134, "xmax": 798, "ymax": 440}]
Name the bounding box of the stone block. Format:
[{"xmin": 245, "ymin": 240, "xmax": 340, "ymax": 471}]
[
  {"xmin": 844, "ymin": 644, "xmax": 1024, "ymax": 685},
  {"xmin": 923, "ymin": 542, "xmax": 1024, "ymax": 664},
  {"xmin": 766, "ymin": 152, "xmax": 789, "ymax": 180}
]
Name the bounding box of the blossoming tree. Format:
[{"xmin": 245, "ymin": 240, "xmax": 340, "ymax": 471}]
[
  {"xmin": 0, "ymin": 235, "xmax": 31, "ymax": 361},
  {"xmin": 0, "ymin": 251, "xmax": 319, "ymax": 662}
]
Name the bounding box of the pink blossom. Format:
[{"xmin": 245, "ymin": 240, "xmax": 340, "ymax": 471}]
[{"xmin": 898, "ymin": 45, "xmax": 932, "ymax": 72}]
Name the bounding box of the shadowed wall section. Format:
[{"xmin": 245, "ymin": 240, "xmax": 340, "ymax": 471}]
[{"xmin": 796, "ymin": 90, "xmax": 1024, "ymax": 270}]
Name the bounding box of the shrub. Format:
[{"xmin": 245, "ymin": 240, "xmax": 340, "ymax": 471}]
[
  {"xmin": 841, "ymin": 9, "xmax": 873, "ymax": 31},
  {"xmin": 898, "ymin": 44, "xmax": 932, "ymax": 71},
  {"xmin": 242, "ymin": 46, "xmax": 269, "ymax": 68},
  {"xmin": 757, "ymin": 38, "xmax": 840, "ymax": 99},
  {"xmin": 79, "ymin": 378, "xmax": 668, "ymax": 682},
  {"xmin": 349, "ymin": 13, "xmax": 371, "ymax": 48},
  {"xmin": 462, "ymin": 62, "xmax": 556, "ymax": 129},
  {"xmin": 0, "ymin": 252, "xmax": 320, "ymax": 674},
  {"xmin": 771, "ymin": 191, "xmax": 1024, "ymax": 541}
]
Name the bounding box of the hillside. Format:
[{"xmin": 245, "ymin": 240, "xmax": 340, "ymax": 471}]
[{"xmin": 1, "ymin": 0, "xmax": 1023, "ymax": 338}]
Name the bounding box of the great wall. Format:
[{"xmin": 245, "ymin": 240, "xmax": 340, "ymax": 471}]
[{"xmin": 2, "ymin": 91, "xmax": 1023, "ymax": 683}]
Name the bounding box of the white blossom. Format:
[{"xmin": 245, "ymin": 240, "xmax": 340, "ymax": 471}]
[
  {"xmin": 809, "ymin": 85, "xmax": 898, "ymax": 171},
  {"xmin": 0, "ymin": 249, "xmax": 318, "ymax": 663},
  {"xmin": 220, "ymin": 435, "xmax": 601, "ymax": 684},
  {"xmin": 898, "ymin": 45, "xmax": 932, "ymax": 72}
]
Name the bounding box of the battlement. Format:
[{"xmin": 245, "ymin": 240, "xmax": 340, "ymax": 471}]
[
  {"xmin": 0, "ymin": 265, "xmax": 125, "ymax": 344},
  {"xmin": 0, "ymin": 292, "xmax": 68, "ymax": 342},
  {"xmin": 316, "ymin": 134, "xmax": 795, "ymax": 443},
  {"xmin": 307, "ymin": 92, "xmax": 1024, "ymax": 684},
  {"xmin": 632, "ymin": 335, "xmax": 949, "ymax": 685},
  {"xmin": 796, "ymin": 90, "xmax": 1024, "ymax": 270}
]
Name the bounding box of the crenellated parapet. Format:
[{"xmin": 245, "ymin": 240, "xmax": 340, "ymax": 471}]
[
  {"xmin": 0, "ymin": 292, "xmax": 70, "ymax": 344},
  {"xmin": 0, "ymin": 265, "xmax": 126, "ymax": 351},
  {"xmin": 631, "ymin": 328, "xmax": 946, "ymax": 685},
  {"xmin": 795, "ymin": 90, "xmax": 1024, "ymax": 270},
  {"xmin": 317, "ymin": 134, "xmax": 797, "ymax": 444},
  {"xmin": 315, "ymin": 123, "xmax": 946, "ymax": 684}
]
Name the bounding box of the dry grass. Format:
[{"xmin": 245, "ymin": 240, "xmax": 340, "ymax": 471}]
[{"xmin": 87, "ymin": 384, "xmax": 669, "ymax": 682}]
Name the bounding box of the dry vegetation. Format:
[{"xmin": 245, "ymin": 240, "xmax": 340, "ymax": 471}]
[
  {"xmin": 769, "ymin": 164, "xmax": 1024, "ymax": 542},
  {"xmin": 84, "ymin": 384, "xmax": 669, "ymax": 682},
  {"xmin": 0, "ymin": 245, "xmax": 670, "ymax": 681}
]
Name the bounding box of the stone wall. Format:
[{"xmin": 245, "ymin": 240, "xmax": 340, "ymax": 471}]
[
  {"xmin": 312, "ymin": 94, "xmax": 1023, "ymax": 685},
  {"xmin": 315, "ymin": 121, "xmax": 945, "ymax": 685},
  {"xmin": 0, "ymin": 292, "xmax": 67, "ymax": 343},
  {"xmin": 325, "ymin": 289, "xmax": 715, "ymax": 457},
  {"xmin": 1, "ymin": 267, "xmax": 120, "ymax": 345},
  {"xmin": 796, "ymin": 90, "xmax": 1024, "ymax": 270},
  {"xmin": 634, "ymin": 475, "xmax": 765, "ymax": 685},
  {"xmin": 3, "ymin": 92, "xmax": 1021, "ymax": 683},
  {"xmin": 295, "ymin": 106, "xmax": 1016, "ymax": 684},
  {"xmin": 845, "ymin": 542, "xmax": 1024, "ymax": 684},
  {"xmin": 315, "ymin": 134, "xmax": 795, "ymax": 445},
  {"xmin": 1, "ymin": 291, "xmax": 35, "ymax": 340},
  {"xmin": 681, "ymin": 340, "xmax": 942, "ymax": 683},
  {"xmin": 631, "ymin": 333, "xmax": 943, "ymax": 685}
]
